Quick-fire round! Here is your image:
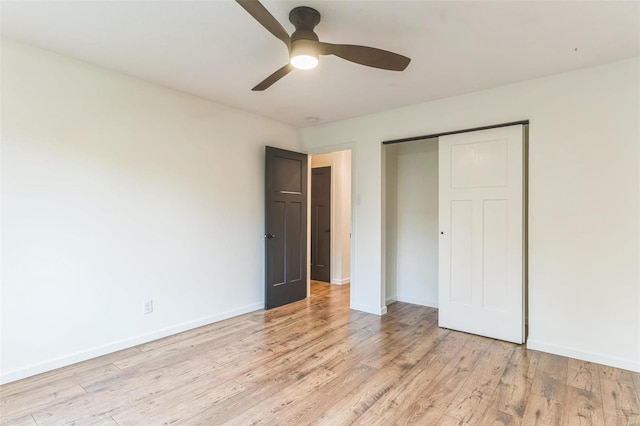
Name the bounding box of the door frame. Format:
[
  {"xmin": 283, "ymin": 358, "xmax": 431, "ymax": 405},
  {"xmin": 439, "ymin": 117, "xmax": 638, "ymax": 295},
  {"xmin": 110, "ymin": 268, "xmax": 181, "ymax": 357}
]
[
  {"xmin": 381, "ymin": 122, "xmax": 529, "ymax": 337},
  {"xmin": 305, "ymin": 144, "xmax": 356, "ymax": 299}
]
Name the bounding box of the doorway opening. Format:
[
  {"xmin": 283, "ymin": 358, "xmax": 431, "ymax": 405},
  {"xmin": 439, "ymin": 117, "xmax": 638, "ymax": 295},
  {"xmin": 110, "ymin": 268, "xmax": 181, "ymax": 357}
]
[
  {"xmin": 384, "ymin": 138, "xmax": 439, "ymax": 307},
  {"xmin": 311, "ymin": 166, "xmax": 331, "ymax": 282},
  {"xmin": 309, "ymin": 150, "xmax": 352, "ymax": 299}
]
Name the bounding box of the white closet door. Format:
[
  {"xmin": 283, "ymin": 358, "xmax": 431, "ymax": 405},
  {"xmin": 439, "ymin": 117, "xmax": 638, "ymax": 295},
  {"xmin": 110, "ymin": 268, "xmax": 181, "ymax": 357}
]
[{"xmin": 438, "ymin": 125, "xmax": 524, "ymax": 343}]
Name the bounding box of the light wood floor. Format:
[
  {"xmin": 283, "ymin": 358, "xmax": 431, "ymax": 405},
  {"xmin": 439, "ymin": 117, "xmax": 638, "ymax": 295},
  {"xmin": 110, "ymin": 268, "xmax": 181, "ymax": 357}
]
[{"xmin": 2, "ymin": 282, "xmax": 639, "ymax": 426}]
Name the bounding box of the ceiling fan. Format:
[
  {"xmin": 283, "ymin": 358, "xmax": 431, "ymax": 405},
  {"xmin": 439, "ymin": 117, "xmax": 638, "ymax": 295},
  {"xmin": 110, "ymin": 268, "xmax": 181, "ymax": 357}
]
[{"xmin": 236, "ymin": 0, "xmax": 411, "ymax": 91}]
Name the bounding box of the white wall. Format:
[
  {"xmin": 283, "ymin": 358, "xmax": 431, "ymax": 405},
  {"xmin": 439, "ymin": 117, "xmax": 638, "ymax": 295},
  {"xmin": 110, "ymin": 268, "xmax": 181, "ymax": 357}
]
[
  {"xmin": 301, "ymin": 57, "xmax": 640, "ymax": 371},
  {"xmin": 311, "ymin": 151, "xmax": 351, "ymax": 285},
  {"xmin": 0, "ymin": 39, "xmax": 301, "ymax": 383},
  {"xmin": 339, "ymin": 151, "xmax": 352, "ymax": 283},
  {"xmin": 395, "ymin": 139, "xmax": 439, "ymax": 307},
  {"xmin": 383, "ymin": 145, "xmax": 398, "ymax": 304}
]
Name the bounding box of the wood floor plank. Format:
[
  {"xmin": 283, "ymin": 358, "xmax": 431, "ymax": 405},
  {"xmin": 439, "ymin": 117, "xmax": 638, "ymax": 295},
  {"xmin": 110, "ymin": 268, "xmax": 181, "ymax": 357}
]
[
  {"xmin": 0, "ymin": 347, "xmax": 141, "ymax": 400},
  {"xmin": 310, "ymin": 363, "xmax": 405, "ymax": 426},
  {"xmin": 175, "ymin": 369, "xmax": 300, "ymax": 425},
  {"xmin": 567, "ymin": 358, "xmax": 602, "ymax": 394},
  {"xmin": 354, "ymin": 325, "xmax": 450, "ymax": 398},
  {"xmin": 479, "ymin": 407, "xmax": 519, "ymax": 426},
  {"xmin": 380, "ymin": 345, "xmax": 484, "ymax": 425},
  {"xmin": 600, "ymin": 378, "xmax": 640, "ymax": 425},
  {"xmin": 562, "ymin": 385, "xmax": 606, "ymax": 425},
  {"xmin": 521, "ymin": 394, "xmax": 564, "ymax": 425},
  {"xmin": 0, "ymin": 383, "xmax": 87, "ymax": 423},
  {"xmin": 29, "ymin": 354, "xmax": 227, "ymax": 425},
  {"xmin": 2, "ymin": 281, "xmax": 639, "ymax": 426},
  {"xmin": 271, "ymin": 364, "xmax": 378, "ymax": 426},
  {"xmin": 136, "ymin": 314, "xmax": 254, "ymax": 353},
  {"xmin": 111, "ymin": 379, "xmax": 247, "ymax": 425},
  {"xmin": 0, "ymin": 414, "xmax": 38, "ymax": 426},
  {"xmin": 444, "ymin": 342, "xmax": 514, "ymax": 424},
  {"xmin": 600, "ymin": 364, "xmax": 637, "ymax": 387},
  {"xmin": 491, "ymin": 346, "xmax": 540, "ymax": 419},
  {"xmin": 530, "ymin": 351, "xmax": 569, "ymax": 402},
  {"xmin": 420, "ymin": 345, "xmax": 487, "ymax": 409},
  {"xmin": 605, "ymin": 414, "xmax": 639, "ymax": 426},
  {"xmin": 219, "ymin": 368, "xmax": 337, "ymax": 425},
  {"xmin": 437, "ymin": 414, "xmax": 470, "ymax": 425},
  {"xmin": 112, "ymin": 324, "xmax": 251, "ymax": 370},
  {"xmin": 359, "ymin": 311, "xmax": 438, "ymax": 370},
  {"xmin": 429, "ymin": 328, "xmax": 471, "ymax": 358},
  {"xmin": 231, "ymin": 326, "xmax": 374, "ymax": 387},
  {"xmin": 632, "ymin": 372, "xmax": 640, "ymax": 401},
  {"xmin": 353, "ymin": 346, "xmax": 452, "ymax": 425}
]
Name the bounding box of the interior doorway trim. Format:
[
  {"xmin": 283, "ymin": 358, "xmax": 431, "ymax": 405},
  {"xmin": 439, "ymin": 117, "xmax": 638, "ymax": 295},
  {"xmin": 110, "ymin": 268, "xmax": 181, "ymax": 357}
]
[
  {"xmin": 305, "ymin": 144, "xmax": 355, "ymax": 302},
  {"xmin": 382, "ymin": 120, "xmax": 530, "ymax": 145}
]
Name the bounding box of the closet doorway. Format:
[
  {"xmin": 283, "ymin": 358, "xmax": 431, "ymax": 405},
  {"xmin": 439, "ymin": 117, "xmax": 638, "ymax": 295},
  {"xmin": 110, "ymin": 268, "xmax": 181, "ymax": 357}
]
[
  {"xmin": 385, "ymin": 138, "xmax": 439, "ymax": 307},
  {"xmin": 384, "ymin": 123, "xmax": 527, "ymax": 344}
]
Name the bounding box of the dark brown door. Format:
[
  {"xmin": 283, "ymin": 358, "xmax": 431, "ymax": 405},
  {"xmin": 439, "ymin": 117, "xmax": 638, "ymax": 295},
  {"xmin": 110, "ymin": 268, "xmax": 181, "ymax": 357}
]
[
  {"xmin": 311, "ymin": 167, "xmax": 331, "ymax": 282},
  {"xmin": 265, "ymin": 146, "xmax": 308, "ymax": 309}
]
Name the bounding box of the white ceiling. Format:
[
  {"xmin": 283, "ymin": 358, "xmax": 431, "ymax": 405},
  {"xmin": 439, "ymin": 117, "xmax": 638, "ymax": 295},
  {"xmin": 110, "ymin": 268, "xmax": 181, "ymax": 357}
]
[{"xmin": 2, "ymin": 1, "xmax": 639, "ymax": 127}]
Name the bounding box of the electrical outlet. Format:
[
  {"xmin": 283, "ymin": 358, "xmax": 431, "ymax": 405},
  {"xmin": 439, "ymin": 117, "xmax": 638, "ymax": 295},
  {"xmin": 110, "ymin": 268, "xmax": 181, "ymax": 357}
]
[{"xmin": 143, "ymin": 299, "xmax": 153, "ymax": 315}]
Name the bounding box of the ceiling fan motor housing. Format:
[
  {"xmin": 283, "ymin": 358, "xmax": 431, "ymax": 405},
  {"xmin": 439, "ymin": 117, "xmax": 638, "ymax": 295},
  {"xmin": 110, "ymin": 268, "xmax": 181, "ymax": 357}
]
[
  {"xmin": 288, "ymin": 6, "xmax": 321, "ymax": 65},
  {"xmin": 289, "ymin": 6, "xmax": 321, "ymax": 43}
]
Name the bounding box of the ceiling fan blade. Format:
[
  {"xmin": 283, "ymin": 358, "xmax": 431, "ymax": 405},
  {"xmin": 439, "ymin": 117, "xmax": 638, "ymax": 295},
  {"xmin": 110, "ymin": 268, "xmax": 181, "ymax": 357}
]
[
  {"xmin": 252, "ymin": 64, "xmax": 294, "ymax": 91},
  {"xmin": 236, "ymin": 0, "xmax": 291, "ymax": 49},
  {"xmin": 318, "ymin": 42, "xmax": 410, "ymax": 71}
]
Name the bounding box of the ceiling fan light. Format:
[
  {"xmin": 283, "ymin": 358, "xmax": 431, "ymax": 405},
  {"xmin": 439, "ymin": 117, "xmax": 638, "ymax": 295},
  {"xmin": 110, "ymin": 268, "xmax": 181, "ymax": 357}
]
[
  {"xmin": 290, "ymin": 39, "xmax": 319, "ymax": 70},
  {"xmin": 291, "ymin": 54, "xmax": 318, "ymax": 70}
]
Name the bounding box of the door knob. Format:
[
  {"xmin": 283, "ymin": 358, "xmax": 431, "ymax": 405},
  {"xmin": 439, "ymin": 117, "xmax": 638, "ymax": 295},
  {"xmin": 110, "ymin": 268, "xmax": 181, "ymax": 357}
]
[{"xmin": 265, "ymin": 233, "xmax": 276, "ymax": 239}]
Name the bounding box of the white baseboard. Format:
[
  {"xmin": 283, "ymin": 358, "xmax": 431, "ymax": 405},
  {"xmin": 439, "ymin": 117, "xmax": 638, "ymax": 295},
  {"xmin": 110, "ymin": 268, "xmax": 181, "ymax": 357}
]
[
  {"xmin": 330, "ymin": 277, "xmax": 350, "ymax": 285},
  {"xmin": 527, "ymin": 338, "xmax": 640, "ymax": 373},
  {"xmin": 386, "ymin": 296, "xmax": 398, "ymax": 305},
  {"xmin": 0, "ymin": 302, "xmax": 263, "ymax": 384},
  {"xmin": 351, "ymin": 302, "xmax": 386, "ymax": 316},
  {"xmin": 397, "ymin": 295, "xmax": 439, "ymax": 308}
]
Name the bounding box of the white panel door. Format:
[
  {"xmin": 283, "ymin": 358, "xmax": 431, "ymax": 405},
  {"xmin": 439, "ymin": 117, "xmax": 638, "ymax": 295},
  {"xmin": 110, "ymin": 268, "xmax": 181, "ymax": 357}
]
[{"xmin": 439, "ymin": 125, "xmax": 524, "ymax": 343}]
